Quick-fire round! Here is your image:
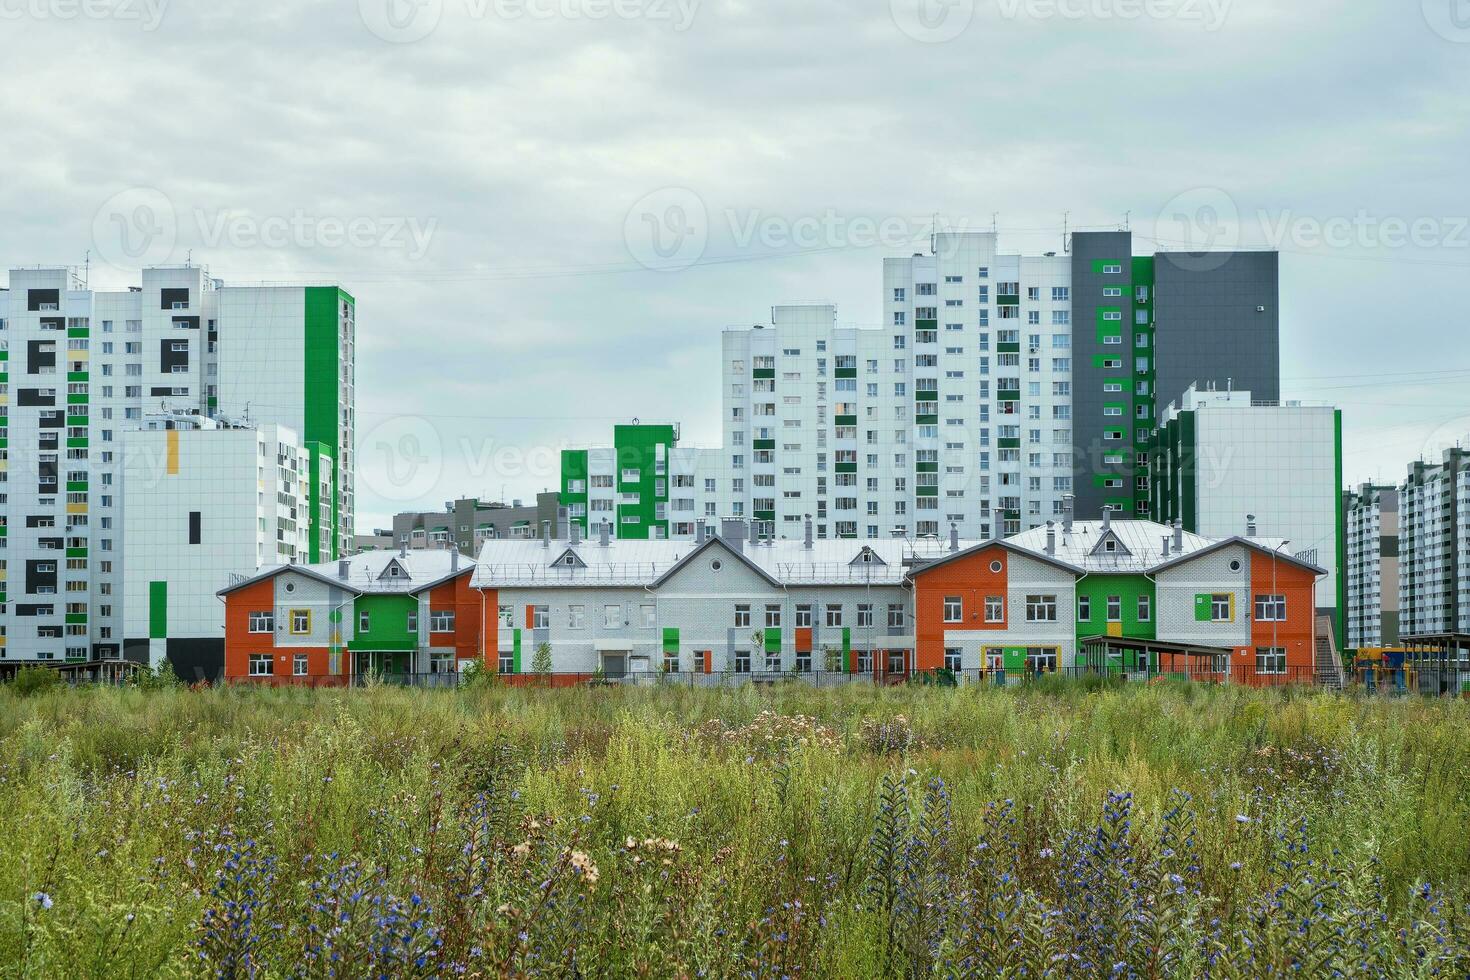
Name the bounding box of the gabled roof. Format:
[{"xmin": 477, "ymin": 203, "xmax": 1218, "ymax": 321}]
[
  {"xmin": 650, "ymin": 534, "xmax": 784, "ymax": 589},
  {"xmin": 217, "ymin": 549, "xmax": 476, "ymax": 598},
  {"xmin": 849, "ymin": 545, "xmax": 887, "ymax": 567},
  {"xmin": 549, "ymin": 547, "xmax": 587, "ymax": 569},
  {"xmin": 1089, "ymin": 529, "xmax": 1132, "ymax": 557},
  {"xmin": 1150, "ymin": 536, "xmax": 1326, "ymax": 577},
  {"xmin": 906, "ymin": 538, "xmax": 1084, "ymax": 580}
]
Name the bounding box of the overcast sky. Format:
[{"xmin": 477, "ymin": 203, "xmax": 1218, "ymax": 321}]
[{"xmin": 4, "ymin": 0, "xmax": 1468, "ymax": 527}]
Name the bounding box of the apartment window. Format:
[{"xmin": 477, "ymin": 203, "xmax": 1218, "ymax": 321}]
[
  {"xmin": 943, "ymin": 596, "xmax": 962, "ymax": 623},
  {"xmin": 358, "ymin": 610, "xmax": 371, "ymax": 633},
  {"xmin": 530, "ymin": 606, "xmax": 549, "ymax": 629},
  {"xmin": 1106, "ymin": 596, "xmax": 1121, "ymax": 622},
  {"xmin": 984, "ymin": 596, "xmax": 1004, "ymax": 623},
  {"xmin": 293, "ymin": 654, "xmax": 308, "ymax": 677},
  {"xmin": 1137, "ymin": 595, "xmax": 1151, "ymax": 623},
  {"xmin": 1255, "ymin": 594, "xmax": 1287, "ymax": 621},
  {"xmin": 249, "ymin": 654, "xmax": 274, "ymax": 676},
  {"xmin": 248, "ymin": 611, "xmax": 273, "ymax": 633},
  {"xmin": 1025, "ymin": 595, "xmax": 1057, "ymax": 623},
  {"xmin": 568, "ymin": 604, "xmax": 585, "ymax": 629},
  {"xmin": 857, "ymin": 604, "xmax": 874, "ymax": 628},
  {"xmin": 601, "ymin": 604, "xmax": 620, "ymax": 628},
  {"xmin": 641, "ymin": 604, "xmax": 656, "ymax": 628},
  {"xmin": 734, "ymin": 604, "xmax": 751, "ymax": 628},
  {"xmin": 1078, "ymin": 596, "xmax": 1091, "ymax": 621},
  {"xmin": 1255, "ymin": 647, "xmax": 1286, "ymax": 675},
  {"xmin": 795, "ymin": 604, "xmax": 812, "ymax": 628},
  {"xmin": 765, "ymin": 604, "xmax": 781, "ymax": 628},
  {"xmin": 1210, "ymin": 595, "xmax": 1233, "ymax": 622},
  {"xmin": 430, "ymin": 610, "xmax": 455, "ymax": 632},
  {"xmin": 825, "ymin": 604, "xmax": 843, "ymax": 627},
  {"xmin": 289, "ymin": 609, "xmax": 310, "ymax": 634},
  {"xmin": 734, "ymin": 650, "xmax": 751, "ymax": 673},
  {"xmin": 407, "ymin": 610, "xmax": 417, "ymax": 633}
]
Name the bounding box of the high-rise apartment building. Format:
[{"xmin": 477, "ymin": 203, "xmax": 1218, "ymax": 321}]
[
  {"xmin": 1150, "ymin": 383, "xmax": 1342, "ymax": 638},
  {"xmin": 1399, "ymin": 448, "xmax": 1470, "ymax": 639},
  {"xmin": 561, "ymin": 424, "xmax": 723, "ymax": 540},
  {"xmin": 1343, "ymin": 483, "xmax": 1400, "ymax": 653},
  {"xmin": 0, "ymin": 266, "xmax": 353, "ymax": 670},
  {"xmin": 560, "ymin": 231, "xmax": 1281, "ymax": 545}
]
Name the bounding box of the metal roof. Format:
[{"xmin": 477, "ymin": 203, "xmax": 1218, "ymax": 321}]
[{"xmin": 218, "ymin": 548, "xmax": 475, "ymax": 597}]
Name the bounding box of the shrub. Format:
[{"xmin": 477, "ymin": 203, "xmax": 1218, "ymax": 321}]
[{"xmin": 10, "ymin": 665, "xmax": 62, "ymax": 697}]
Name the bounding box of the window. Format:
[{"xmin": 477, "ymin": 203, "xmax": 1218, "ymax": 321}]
[
  {"xmin": 734, "ymin": 650, "xmax": 751, "ymax": 673},
  {"xmin": 795, "ymin": 604, "xmax": 813, "ymax": 628},
  {"xmin": 407, "ymin": 610, "xmax": 417, "ymax": 633},
  {"xmin": 825, "ymin": 604, "xmax": 843, "ymax": 627},
  {"xmin": 429, "ymin": 610, "xmax": 455, "ymax": 632},
  {"xmin": 1106, "ymin": 596, "xmax": 1121, "ymax": 622},
  {"xmin": 603, "ymin": 604, "xmax": 621, "ymax": 628},
  {"xmin": 765, "ymin": 604, "xmax": 782, "ymax": 628},
  {"xmin": 1211, "ymin": 594, "xmax": 1233, "ymax": 622},
  {"xmin": 248, "ymin": 611, "xmax": 273, "ymax": 633},
  {"xmin": 499, "ymin": 653, "xmax": 515, "ymax": 674},
  {"xmin": 568, "ymin": 604, "xmax": 585, "ymax": 628},
  {"xmin": 1025, "ymin": 595, "xmax": 1057, "ymax": 623},
  {"xmin": 249, "ymin": 654, "xmax": 274, "ymax": 676},
  {"xmin": 944, "ymin": 648, "xmax": 962, "ymax": 672},
  {"xmin": 888, "ymin": 604, "xmax": 905, "ymax": 629},
  {"xmin": 855, "ymin": 604, "xmax": 873, "ymax": 628},
  {"xmin": 293, "ymin": 654, "xmax": 308, "ymax": 677},
  {"xmin": 359, "ymin": 610, "xmax": 371, "ymax": 633},
  {"xmin": 1077, "ymin": 596, "xmax": 1091, "ymax": 621},
  {"xmin": 1255, "ymin": 594, "xmax": 1286, "ymax": 622},
  {"xmin": 943, "ymin": 596, "xmax": 962, "ymax": 623},
  {"xmin": 641, "ymin": 604, "xmax": 656, "ymax": 628},
  {"xmin": 982, "ymin": 595, "xmax": 1003, "ymax": 623},
  {"xmin": 289, "ymin": 609, "xmax": 310, "ymax": 634},
  {"xmin": 1255, "ymin": 647, "xmax": 1286, "ymax": 675},
  {"xmin": 1138, "ymin": 595, "xmax": 1151, "ymax": 622},
  {"xmin": 734, "ymin": 604, "xmax": 751, "ymax": 628}
]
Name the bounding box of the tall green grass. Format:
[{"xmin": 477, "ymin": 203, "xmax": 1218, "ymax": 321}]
[{"xmin": 0, "ymin": 681, "xmax": 1466, "ymax": 975}]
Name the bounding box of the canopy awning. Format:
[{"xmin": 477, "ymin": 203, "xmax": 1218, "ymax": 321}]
[{"xmin": 1079, "ymin": 635, "xmax": 1231, "ymax": 659}]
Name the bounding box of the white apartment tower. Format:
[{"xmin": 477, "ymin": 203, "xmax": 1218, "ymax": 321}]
[{"xmin": 0, "ymin": 266, "xmax": 354, "ymax": 670}]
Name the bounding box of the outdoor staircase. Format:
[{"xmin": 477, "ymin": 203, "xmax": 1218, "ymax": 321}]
[{"xmin": 1314, "ymin": 615, "xmax": 1346, "ymax": 690}]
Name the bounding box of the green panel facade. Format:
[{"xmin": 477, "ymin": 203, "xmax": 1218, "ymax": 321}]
[
  {"xmin": 613, "ymin": 424, "xmax": 677, "ymax": 540},
  {"xmin": 347, "ymin": 594, "xmax": 418, "ymax": 651},
  {"xmin": 561, "ymin": 449, "xmax": 589, "ymax": 533},
  {"xmin": 148, "ymin": 581, "xmax": 167, "ymax": 639},
  {"xmin": 1075, "ymin": 574, "xmax": 1157, "ymax": 668},
  {"xmin": 304, "ymin": 287, "xmax": 349, "ymax": 561}
]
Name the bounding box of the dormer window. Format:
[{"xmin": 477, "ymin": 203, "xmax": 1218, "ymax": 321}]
[{"xmin": 1104, "ymin": 540, "xmax": 1117, "ymax": 553}]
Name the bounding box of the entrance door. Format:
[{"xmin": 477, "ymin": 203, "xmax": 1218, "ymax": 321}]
[{"xmin": 602, "ymin": 653, "xmax": 626, "ymax": 679}]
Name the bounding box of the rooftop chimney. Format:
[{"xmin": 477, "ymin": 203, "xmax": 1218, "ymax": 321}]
[
  {"xmin": 721, "ymin": 517, "xmax": 746, "ymax": 554},
  {"xmin": 694, "ymin": 519, "xmax": 706, "ymax": 544},
  {"xmin": 1161, "ymin": 535, "xmax": 1171, "ymax": 558},
  {"xmin": 541, "ymin": 520, "xmax": 551, "ymax": 548},
  {"xmin": 556, "ymin": 506, "xmax": 570, "ymax": 541},
  {"xmin": 949, "ymin": 522, "xmax": 959, "ymax": 553},
  {"xmin": 450, "ymin": 548, "xmax": 460, "ymax": 573},
  {"xmin": 804, "ymin": 514, "xmax": 813, "ymax": 550},
  {"xmin": 1045, "ymin": 520, "xmax": 1056, "ymax": 556},
  {"xmin": 1062, "ymin": 494, "xmax": 1075, "ymax": 534},
  {"xmin": 399, "ymin": 542, "xmax": 407, "ymax": 559},
  {"xmin": 1172, "ymin": 518, "xmax": 1183, "ymax": 551},
  {"xmin": 570, "ymin": 518, "xmax": 581, "ymax": 546},
  {"xmin": 1101, "ymin": 506, "xmax": 1112, "ymax": 532},
  {"xmin": 1246, "ymin": 513, "xmax": 1258, "ymax": 537},
  {"xmin": 338, "ymin": 558, "xmax": 350, "ymax": 580},
  {"xmin": 599, "ymin": 520, "xmax": 611, "ymax": 547}
]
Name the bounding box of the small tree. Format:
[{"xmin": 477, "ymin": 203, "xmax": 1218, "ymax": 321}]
[
  {"xmin": 823, "ymin": 645, "xmax": 845, "ymax": 673},
  {"xmin": 12, "ymin": 666, "xmax": 63, "ymax": 698},
  {"xmin": 531, "ymin": 642, "xmax": 553, "ymax": 681}
]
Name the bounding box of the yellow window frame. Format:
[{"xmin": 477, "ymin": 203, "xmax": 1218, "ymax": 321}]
[{"xmin": 289, "ymin": 608, "xmax": 312, "ymax": 634}]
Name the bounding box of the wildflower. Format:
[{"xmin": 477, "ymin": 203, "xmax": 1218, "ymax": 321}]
[
  {"xmin": 33, "ymin": 892, "xmax": 52, "ymax": 910},
  {"xmin": 510, "ymin": 842, "xmax": 531, "ymax": 860},
  {"xmin": 566, "ymin": 849, "xmax": 600, "ymax": 887},
  {"xmin": 1235, "ymin": 814, "xmax": 1252, "ymax": 824}
]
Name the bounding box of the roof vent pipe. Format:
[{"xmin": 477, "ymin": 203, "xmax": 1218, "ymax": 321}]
[
  {"xmin": 399, "ymin": 542, "xmax": 407, "ymax": 559},
  {"xmin": 1062, "ymin": 494, "xmax": 1074, "ymax": 535},
  {"xmin": 541, "ymin": 520, "xmax": 551, "ymax": 548},
  {"xmin": 1161, "ymin": 535, "xmax": 1170, "ymax": 558},
  {"xmin": 1101, "ymin": 506, "xmax": 1112, "ymax": 532},
  {"xmin": 949, "ymin": 522, "xmax": 959, "ymax": 553},
  {"xmin": 450, "ymin": 548, "xmax": 459, "ymax": 574},
  {"xmin": 570, "ymin": 519, "xmax": 581, "ymax": 547},
  {"xmin": 338, "ymin": 559, "xmax": 350, "ymax": 579},
  {"xmin": 1246, "ymin": 513, "xmax": 1258, "ymax": 537},
  {"xmin": 1173, "ymin": 518, "xmax": 1184, "ymax": 551},
  {"xmin": 1045, "ymin": 520, "xmax": 1056, "ymax": 556},
  {"xmin": 804, "ymin": 515, "xmax": 813, "ymax": 550},
  {"xmin": 599, "ymin": 520, "xmax": 611, "ymax": 547}
]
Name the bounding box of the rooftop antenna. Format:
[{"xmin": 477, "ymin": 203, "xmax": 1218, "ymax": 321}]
[
  {"xmin": 1123, "ymin": 210, "xmax": 1131, "ymax": 231},
  {"xmin": 1062, "ymin": 211, "xmax": 1070, "ymax": 253},
  {"xmin": 82, "ymin": 249, "xmax": 90, "ymax": 288},
  {"xmin": 991, "ymin": 212, "xmax": 998, "ymax": 235}
]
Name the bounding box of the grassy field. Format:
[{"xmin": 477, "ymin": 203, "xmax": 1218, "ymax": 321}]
[{"xmin": 0, "ymin": 679, "xmax": 1467, "ymax": 977}]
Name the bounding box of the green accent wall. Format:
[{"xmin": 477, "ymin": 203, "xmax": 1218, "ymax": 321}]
[
  {"xmin": 764, "ymin": 627, "xmax": 781, "ymax": 655},
  {"xmin": 1075, "ymin": 574, "xmax": 1157, "ymax": 643},
  {"xmin": 346, "ymin": 594, "xmax": 418, "ymax": 651},
  {"xmin": 1334, "ymin": 409, "xmax": 1346, "ymax": 649},
  {"xmin": 613, "ymin": 424, "xmax": 677, "ymax": 539},
  {"xmin": 148, "ymin": 581, "xmax": 167, "ymax": 639},
  {"xmin": 512, "ymin": 629, "xmax": 522, "ymax": 673},
  {"xmin": 663, "ymin": 627, "xmax": 680, "ymax": 655},
  {"xmin": 561, "ymin": 449, "xmax": 589, "ymax": 533},
  {"xmin": 304, "ymin": 287, "xmax": 349, "ymax": 561},
  {"xmin": 843, "ymin": 627, "xmax": 854, "ymax": 673}
]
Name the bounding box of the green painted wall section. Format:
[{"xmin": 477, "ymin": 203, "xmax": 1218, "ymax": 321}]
[
  {"xmin": 304, "ymin": 287, "xmax": 347, "ymax": 561},
  {"xmin": 612, "ymin": 424, "xmax": 677, "ymax": 539},
  {"xmin": 1075, "ymin": 574, "xmax": 1157, "ymax": 643},
  {"xmin": 1334, "ymin": 409, "xmax": 1346, "ymax": 648},
  {"xmin": 764, "ymin": 627, "xmax": 781, "ymax": 654},
  {"xmin": 512, "ymin": 629, "xmax": 522, "ymax": 673},
  {"xmin": 843, "ymin": 627, "xmax": 854, "ymax": 673},
  {"xmin": 663, "ymin": 627, "xmax": 680, "ymax": 655},
  {"xmin": 148, "ymin": 581, "xmax": 167, "ymax": 639},
  {"xmin": 561, "ymin": 450, "xmax": 589, "ymax": 533},
  {"xmin": 346, "ymin": 594, "xmax": 418, "ymax": 651}
]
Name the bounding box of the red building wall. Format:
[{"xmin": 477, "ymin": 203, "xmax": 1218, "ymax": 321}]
[
  {"xmin": 912, "ymin": 545, "xmax": 1011, "ymax": 671},
  {"xmin": 1246, "ymin": 553, "xmax": 1318, "ymax": 684}
]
